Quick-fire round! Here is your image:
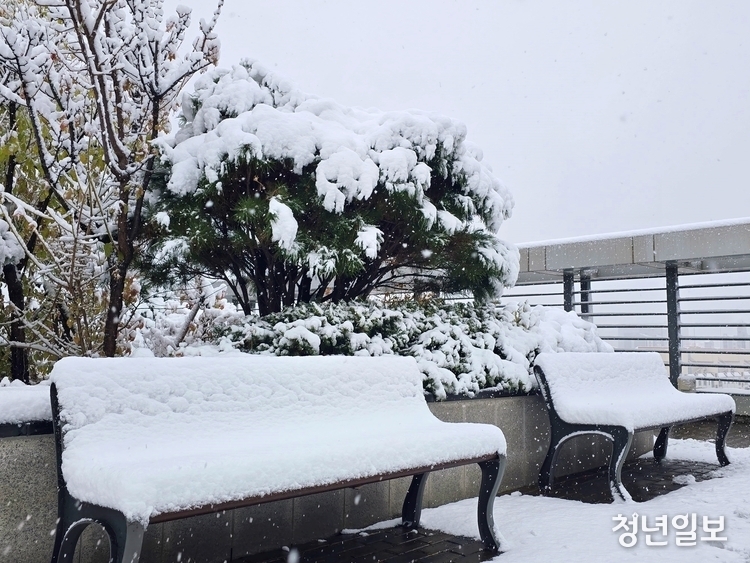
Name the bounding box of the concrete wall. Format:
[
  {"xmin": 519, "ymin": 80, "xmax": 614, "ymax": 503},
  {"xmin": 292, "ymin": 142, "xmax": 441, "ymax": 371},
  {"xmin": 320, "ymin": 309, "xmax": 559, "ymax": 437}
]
[
  {"xmin": 0, "ymin": 395, "xmax": 653, "ymax": 563},
  {"xmin": 732, "ymin": 395, "xmax": 750, "ymax": 417}
]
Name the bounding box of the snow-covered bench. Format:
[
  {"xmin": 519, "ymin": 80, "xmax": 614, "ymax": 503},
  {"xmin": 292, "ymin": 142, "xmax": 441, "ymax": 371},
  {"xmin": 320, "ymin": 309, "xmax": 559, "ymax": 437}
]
[
  {"xmin": 48, "ymin": 355, "xmax": 507, "ymax": 563},
  {"xmin": 0, "ymin": 379, "xmax": 52, "ymax": 437},
  {"xmin": 533, "ymin": 352, "xmax": 735, "ymax": 501}
]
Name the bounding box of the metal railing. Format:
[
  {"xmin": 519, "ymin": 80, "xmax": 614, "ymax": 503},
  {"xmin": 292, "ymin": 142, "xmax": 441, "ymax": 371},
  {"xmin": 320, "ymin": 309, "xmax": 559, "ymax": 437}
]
[{"xmin": 503, "ymin": 267, "xmax": 750, "ymax": 390}]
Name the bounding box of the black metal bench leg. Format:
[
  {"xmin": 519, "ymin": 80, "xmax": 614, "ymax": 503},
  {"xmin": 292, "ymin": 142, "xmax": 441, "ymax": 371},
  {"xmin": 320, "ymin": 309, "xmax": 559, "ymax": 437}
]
[
  {"xmin": 51, "ymin": 486, "xmax": 90, "ymax": 563},
  {"xmin": 107, "ymin": 516, "xmax": 145, "ymax": 563},
  {"xmin": 539, "ymin": 431, "xmax": 564, "ymax": 494},
  {"xmin": 608, "ymin": 427, "xmax": 634, "ymax": 502},
  {"xmin": 477, "ymin": 458, "xmax": 505, "ymax": 552},
  {"xmin": 50, "ymin": 490, "xmax": 145, "ymax": 563},
  {"xmin": 401, "ymin": 472, "xmax": 429, "ymax": 528},
  {"xmin": 716, "ymin": 412, "xmax": 733, "ymax": 467},
  {"xmin": 653, "ymin": 426, "xmax": 671, "ymax": 462},
  {"xmin": 51, "ymin": 518, "xmax": 89, "ymax": 563}
]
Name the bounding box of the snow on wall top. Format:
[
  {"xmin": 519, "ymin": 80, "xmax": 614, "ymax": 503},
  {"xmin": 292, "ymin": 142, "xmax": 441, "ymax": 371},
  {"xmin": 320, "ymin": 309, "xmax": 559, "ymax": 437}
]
[
  {"xmin": 520, "ymin": 216, "xmax": 750, "ymax": 248},
  {"xmin": 0, "ymin": 378, "xmax": 51, "ymax": 424},
  {"xmin": 534, "ymin": 352, "xmax": 735, "ymax": 430},
  {"xmin": 50, "ymin": 355, "xmax": 506, "ymax": 524},
  {"xmin": 159, "ymin": 59, "xmax": 514, "ymax": 232}
]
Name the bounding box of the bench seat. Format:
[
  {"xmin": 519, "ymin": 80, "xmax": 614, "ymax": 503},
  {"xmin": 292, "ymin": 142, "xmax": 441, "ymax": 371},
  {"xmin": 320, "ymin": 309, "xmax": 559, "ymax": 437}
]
[
  {"xmin": 49, "ymin": 355, "xmax": 507, "ymax": 563},
  {"xmin": 534, "ymin": 352, "xmax": 735, "ymax": 501},
  {"xmin": 60, "ymin": 397, "xmax": 503, "ymax": 524}
]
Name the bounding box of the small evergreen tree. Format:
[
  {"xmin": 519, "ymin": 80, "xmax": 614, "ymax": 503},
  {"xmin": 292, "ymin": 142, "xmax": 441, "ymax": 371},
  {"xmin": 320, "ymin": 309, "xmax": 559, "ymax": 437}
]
[{"xmin": 145, "ymin": 60, "xmax": 519, "ymax": 315}]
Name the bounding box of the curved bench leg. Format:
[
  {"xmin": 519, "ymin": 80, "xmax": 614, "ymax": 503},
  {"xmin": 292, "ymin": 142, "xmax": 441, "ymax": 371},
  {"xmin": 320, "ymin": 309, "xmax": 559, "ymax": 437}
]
[
  {"xmin": 477, "ymin": 457, "xmax": 505, "ymax": 552},
  {"xmin": 716, "ymin": 412, "xmax": 733, "ymax": 467},
  {"xmin": 608, "ymin": 427, "xmax": 634, "ymax": 502},
  {"xmin": 51, "ymin": 518, "xmax": 89, "ymax": 563},
  {"xmin": 539, "ymin": 430, "xmax": 564, "ymax": 494},
  {"xmin": 51, "ymin": 486, "xmax": 89, "ymax": 563},
  {"xmin": 50, "ymin": 491, "xmax": 144, "ymax": 563},
  {"xmin": 401, "ymin": 472, "xmax": 429, "ymax": 528},
  {"xmin": 653, "ymin": 426, "xmax": 671, "ymax": 462}
]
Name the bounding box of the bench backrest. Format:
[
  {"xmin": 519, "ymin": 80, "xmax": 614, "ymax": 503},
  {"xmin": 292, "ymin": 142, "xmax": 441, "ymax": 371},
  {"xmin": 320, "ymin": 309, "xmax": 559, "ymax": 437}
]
[
  {"xmin": 534, "ymin": 351, "xmax": 674, "ymax": 406},
  {"xmin": 49, "ymin": 355, "xmax": 425, "ymax": 436}
]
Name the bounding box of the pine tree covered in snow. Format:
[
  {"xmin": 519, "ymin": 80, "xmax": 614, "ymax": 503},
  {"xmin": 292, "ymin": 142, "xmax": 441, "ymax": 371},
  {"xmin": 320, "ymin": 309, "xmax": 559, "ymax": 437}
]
[{"xmin": 145, "ymin": 60, "xmax": 519, "ymax": 315}]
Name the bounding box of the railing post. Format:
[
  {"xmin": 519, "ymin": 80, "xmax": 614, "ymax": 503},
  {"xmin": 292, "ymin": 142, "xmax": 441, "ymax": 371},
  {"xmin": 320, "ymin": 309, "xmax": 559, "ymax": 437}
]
[
  {"xmin": 666, "ymin": 263, "xmax": 682, "ymax": 387},
  {"xmin": 580, "ymin": 271, "xmax": 592, "ymax": 321},
  {"xmin": 563, "ymin": 270, "xmax": 574, "ymax": 312}
]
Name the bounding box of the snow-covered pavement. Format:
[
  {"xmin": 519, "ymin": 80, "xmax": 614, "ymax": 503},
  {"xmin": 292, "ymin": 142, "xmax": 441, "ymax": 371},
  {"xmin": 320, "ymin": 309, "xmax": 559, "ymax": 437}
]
[{"xmin": 405, "ymin": 439, "xmax": 750, "ymax": 562}]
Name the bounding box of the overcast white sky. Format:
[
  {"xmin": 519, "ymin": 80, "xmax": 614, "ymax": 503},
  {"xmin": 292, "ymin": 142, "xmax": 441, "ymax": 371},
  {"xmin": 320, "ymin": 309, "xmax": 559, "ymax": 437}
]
[{"xmin": 168, "ymin": 0, "xmax": 750, "ymax": 245}]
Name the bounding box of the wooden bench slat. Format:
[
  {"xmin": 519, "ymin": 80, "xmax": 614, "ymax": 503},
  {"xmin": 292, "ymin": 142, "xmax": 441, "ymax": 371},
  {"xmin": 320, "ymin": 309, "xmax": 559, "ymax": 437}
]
[{"xmin": 149, "ymin": 453, "xmax": 500, "ymax": 524}]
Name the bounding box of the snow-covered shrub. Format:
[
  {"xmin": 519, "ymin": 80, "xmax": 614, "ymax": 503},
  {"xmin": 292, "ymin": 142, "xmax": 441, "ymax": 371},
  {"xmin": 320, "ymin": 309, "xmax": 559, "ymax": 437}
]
[
  {"xmin": 219, "ymin": 300, "xmax": 612, "ymax": 399},
  {"xmin": 121, "ymin": 285, "xmax": 241, "ymax": 358},
  {"xmin": 125, "ymin": 294, "xmax": 611, "ymax": 399}
]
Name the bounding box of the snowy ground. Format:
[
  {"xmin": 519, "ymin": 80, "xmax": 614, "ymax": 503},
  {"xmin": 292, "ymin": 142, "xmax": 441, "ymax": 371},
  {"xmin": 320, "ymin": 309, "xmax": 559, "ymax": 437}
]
[{"xmin": 365, "ymin": 439, "xmax": 750, "ymax": 562}]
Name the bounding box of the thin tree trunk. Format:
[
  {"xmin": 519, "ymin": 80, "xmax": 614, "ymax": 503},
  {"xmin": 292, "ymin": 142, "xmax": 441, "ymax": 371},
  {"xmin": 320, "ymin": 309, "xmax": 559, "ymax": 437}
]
[
  {"xmin": 2, "ymin": 102, "xmax": 30, "ymax": 382},
  {"xmin": 298, "ymin": 271, "xmax": 312, "ymax": 303},
  {"xmin": 3, "ymin": 264, "xmax": 29, "ymax": 383},
  {"xmin": 103, "ymin": 259, "xmax": 128, "ymax": 357}
]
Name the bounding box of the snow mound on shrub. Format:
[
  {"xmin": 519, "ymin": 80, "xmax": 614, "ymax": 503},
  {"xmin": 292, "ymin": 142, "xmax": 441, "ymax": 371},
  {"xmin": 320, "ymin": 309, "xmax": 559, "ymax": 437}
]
[
  {"xmin": 235, "ymin": 301, "xmax": 612, "ymax": 398},
  {"xmin": 125, "ymin": 294, "xmax": 611, "ymax": 399}
]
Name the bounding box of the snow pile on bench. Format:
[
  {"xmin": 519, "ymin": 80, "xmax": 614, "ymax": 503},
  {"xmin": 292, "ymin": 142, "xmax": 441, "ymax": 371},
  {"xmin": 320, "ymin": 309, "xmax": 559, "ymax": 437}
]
[
  {"xmin": 50, "ymin": 355, "xmax": 506, "ymax": 525},
  {"xmin": 534, "ymin": 352, "xmax": 735, "ymax": 430},
  {"xmin": 0, "ymin": 377, "xmax": 51, "ymax": 425}
]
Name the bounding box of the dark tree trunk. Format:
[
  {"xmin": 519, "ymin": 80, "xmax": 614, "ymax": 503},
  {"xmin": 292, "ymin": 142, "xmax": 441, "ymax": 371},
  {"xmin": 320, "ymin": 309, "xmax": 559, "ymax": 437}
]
[
  {"xmin": 2, "ymin": 263, "xmax": 29, "ymax": 383},
  {"xmin": 2, "ymin": 102, "xmax": 30, "ymax": 382},
  {"xmin": 103, "ymin": 258, "xmax": 128, "ymax": 357},
  {"xmin": 298, "ymin": 272, "xmax": 312, "ymax": 303}
]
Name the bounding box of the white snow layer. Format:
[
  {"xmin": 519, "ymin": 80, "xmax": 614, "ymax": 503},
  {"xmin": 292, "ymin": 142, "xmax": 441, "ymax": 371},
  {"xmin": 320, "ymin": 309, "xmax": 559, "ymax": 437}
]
[
  {"xmin": 534, "ymin": 352, "xmax": 735, "ymax": 430},
  {"xmin": 0, "ymin": 219, "xmax": 24, "ymax": 267},
  {"xmin": 159, "ymin": 58, "xmax": 513, "ymax": 235},
  {"xmin": 0, "ymin": 377, "xmax": 51, "ymax": 424},
  {"xmin": 268, "ymin": 196, "xmax": 298, "ymax": 252},
  {"xmin": 49, "ymin": 355, "xmax": 506, "ymax": 525},
  {"xmin": 414, "ymin": 439, "xmax": 750, "ymax": 562},
  {"xmin": 355, "ymin": 225, "xmax": 384, "ymax": 259}
]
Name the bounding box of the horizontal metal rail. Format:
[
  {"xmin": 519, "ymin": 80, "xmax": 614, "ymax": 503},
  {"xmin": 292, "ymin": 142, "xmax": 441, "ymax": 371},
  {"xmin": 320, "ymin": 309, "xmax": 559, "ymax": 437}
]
[
  {"xmin": 682, "ymin": 362, "xmax": 750, "ymax": 370},
  {"xmin": 570, "ymin": 299, "xmax": 667, "ymax": 306},
  {"xmin": 576, "ymin": 311, "xmax": 667, "ymax": 317},
  {"xmin": 680, "ymin": 309, "xmax": 750, "ymax": 315},
  {"xmin": 613, "ymin": 348, "xmax": 668, "ymax": 353},
  {"xmin": 679, "ymin": 281, "xmax": 750, "ymax": 290},
  {"xmin": 679, "ymin": 295, "xmax": 750, "ymax": 302},
  {"xmin": 695, "ymin": 377, "xmax": 750, "ymax": 383},
  {"xmin": 569, "ymin": 286, "xmax": 665, "ymax": 295},
  {"xmin": 680, "ymin": 323, "xmax": 750, "ymax": 328},
  {"xmin": 504, "ymin": 294, "xmax": 562, "ymax": 299},
  {"xmin": 595, "ymin": 324, "xmax": 668, "ymax": 329},
  {"xmin": 680, "ymin": 349, "xmax": 750, "ymax": 356},
  {"xmin": 512, "ymin": 280, "xmax": 563, "ymax": 286},
  {"xmin": 681, "ymin": 336, "xmax": 750, "ymax": 342},
  {"xmin": 604, "ymin": 336, "xmax": 668, "ymax": 341}
]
